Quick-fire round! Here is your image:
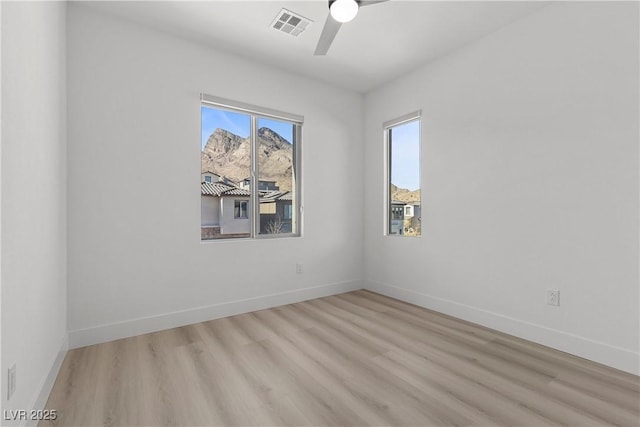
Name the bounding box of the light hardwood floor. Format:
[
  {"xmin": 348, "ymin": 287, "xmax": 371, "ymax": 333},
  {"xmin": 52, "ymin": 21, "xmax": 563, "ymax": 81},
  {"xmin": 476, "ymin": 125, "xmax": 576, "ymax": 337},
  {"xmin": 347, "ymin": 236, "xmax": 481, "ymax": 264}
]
[{"xmin": 42, "ymin": 290, "xmax": 640, "ymax": 426}]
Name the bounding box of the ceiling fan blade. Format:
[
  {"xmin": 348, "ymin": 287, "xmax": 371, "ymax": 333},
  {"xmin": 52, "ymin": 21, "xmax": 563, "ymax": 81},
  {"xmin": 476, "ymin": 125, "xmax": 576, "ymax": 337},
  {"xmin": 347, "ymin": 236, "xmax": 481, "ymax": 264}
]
[
  {"xmin": 314, "ymin": 13, "xmax": 342, "ymax": 56},
  {"xmin": 359, "ymin": 0, "xmax": 388, "ymax": 6}
]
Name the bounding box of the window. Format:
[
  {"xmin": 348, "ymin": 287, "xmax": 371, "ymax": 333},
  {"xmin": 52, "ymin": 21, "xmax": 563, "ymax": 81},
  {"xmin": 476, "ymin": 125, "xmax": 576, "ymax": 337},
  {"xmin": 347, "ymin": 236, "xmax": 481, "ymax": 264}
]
[
  {"xmin": 391, "ymin": 206, "xmax": 404, "ymax": 220},
  {"xmin": 385, "ymin": 112, "xmax": 421, "ymax": 237},
  {"xmin": 204, "ymin": 176, "xmax": 212, "ymax": 183},
  {"xmin": 200, "ymin": 94, "xmax": 302, "ymax": 240},
  {"xmin": 234, "ymin": 200, "xmax": 248, "ymax": 219}
]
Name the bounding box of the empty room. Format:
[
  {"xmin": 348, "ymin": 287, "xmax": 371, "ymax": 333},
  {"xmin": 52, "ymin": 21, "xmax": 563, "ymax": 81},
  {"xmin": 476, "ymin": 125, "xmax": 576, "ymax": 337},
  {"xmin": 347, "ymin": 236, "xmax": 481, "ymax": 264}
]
[{"xmin": 1, "ymin": 0, "xmax": 638, "ymax": 426}]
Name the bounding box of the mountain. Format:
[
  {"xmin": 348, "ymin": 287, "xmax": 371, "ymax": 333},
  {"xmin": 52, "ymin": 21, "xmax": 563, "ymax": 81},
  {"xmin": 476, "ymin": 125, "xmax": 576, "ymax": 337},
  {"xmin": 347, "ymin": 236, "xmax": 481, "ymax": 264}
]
[
  {"xmin": 390, "ymin": 183, "xmax": 421, "ymax": 204},
  {"xmin": 201, "ymin": 127, "xmax": 293, "ymax": 191}
]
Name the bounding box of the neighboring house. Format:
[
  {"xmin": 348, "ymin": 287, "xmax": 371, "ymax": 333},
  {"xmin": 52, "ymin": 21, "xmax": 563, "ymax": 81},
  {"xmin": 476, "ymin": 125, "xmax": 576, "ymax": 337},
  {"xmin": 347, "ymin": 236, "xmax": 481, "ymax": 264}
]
[
  {"xmin": 200, "ymin": 176, "xmax": 293, "ymax": 240},
  {"xmin": 390, "ymin": 201, "xmax": 421, "ymax": 235},
  {"xmin": 407, "ymin": 202, "xmax": 421, "ymax": 234},
  {"xmin": 202, "ymin": 171, "xmax": 237, "ymax": 186},
  {"xmin": 201, "ymin": 181, "xmax": 251, "ymax": 239},
  {"xmin": 240, "ymin": 178, "xmax": 279, "ymax": 191},
  {"xmin": 259, "ymin": 191, "xmax": 293, "ymax": 233},
  {"xmin": 201, "ymin": 171, "xmax": 221, "ymax": 183},
  {"xmin": 390, "ymin": 202, "xmax": 405, "ymax": 235},
  {"xmin": 404, "ymin": 204, "xmax": 415, "ymax": 218},
  {"xmin": 202, "ymin": 178, "xmax": 294, "ymax": 238}
]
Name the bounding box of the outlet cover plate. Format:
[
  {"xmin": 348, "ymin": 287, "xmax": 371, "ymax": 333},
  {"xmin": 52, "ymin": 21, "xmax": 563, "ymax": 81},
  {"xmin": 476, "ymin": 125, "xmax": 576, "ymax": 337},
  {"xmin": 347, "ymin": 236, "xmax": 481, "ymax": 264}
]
[{"xmin": 547, "ymin": 290, "xmax": 560, "ymax": 306}]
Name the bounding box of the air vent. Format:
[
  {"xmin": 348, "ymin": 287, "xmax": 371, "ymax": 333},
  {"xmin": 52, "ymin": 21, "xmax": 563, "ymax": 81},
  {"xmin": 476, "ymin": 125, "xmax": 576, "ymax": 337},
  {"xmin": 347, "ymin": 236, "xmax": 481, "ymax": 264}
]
[{"xmin": 271, "ymin": 9, "xmax": 312, "ymax": 37}]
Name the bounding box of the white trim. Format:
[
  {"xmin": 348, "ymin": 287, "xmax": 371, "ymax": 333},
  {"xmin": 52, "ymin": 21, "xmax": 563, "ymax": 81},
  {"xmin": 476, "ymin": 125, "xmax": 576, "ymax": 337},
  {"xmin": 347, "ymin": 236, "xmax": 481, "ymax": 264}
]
[
  {"xmin": 365, "ymin": 279, "xmax": 640, "ymax": 376},
  {"xmin": 383, "ymin": 110, "xmax": 421, "ymax": 130},
  {"xmin": 68, "ymin": 280, "xmax": 363, "ymax": 349},
  {"xmin": 384, "ymin": 112, "xmax": 422, "ymax": 237},
  {"xmin": 201, "ymin": 96, "xmax": 303, "ymax": 240},
  {"xmin": 201, "ymin": 93, "xmax": 304, "ymax": 124},
  {"xmin": 24, "ymin": 335, "xmax": 68, "ymax": 427}
]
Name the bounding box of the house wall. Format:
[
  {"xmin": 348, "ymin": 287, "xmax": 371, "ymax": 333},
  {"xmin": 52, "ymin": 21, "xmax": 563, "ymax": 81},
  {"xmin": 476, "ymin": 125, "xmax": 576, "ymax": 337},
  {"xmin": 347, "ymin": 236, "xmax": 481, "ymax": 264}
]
[
  {"xmin": 1, "ymin": 1, "xmax": 68, "ymax": 422},
  {"xmin": 201, "ymin": 172, "xmax": 220, "ymax": 183},
  {"xmin": 277, "ymin": 201, "xmax": 291, "ymax": 222},
  {"xmin": 200, "ymin": 196, "xmax": 220, "ymax": 227},
  {"xmin": 66, "ymin": 4, "xmax": 364, "ymax": 347},
  {"xmin": 220, "ymin": 197, "xmax": 250, "ymax": 235},
  {"xmin": 260, "ymin": 202, "xmax": 276, "ymax": 215},
  {"xmin": 364, "ymin": 2, "xmax": 639, "ymax": 374}
]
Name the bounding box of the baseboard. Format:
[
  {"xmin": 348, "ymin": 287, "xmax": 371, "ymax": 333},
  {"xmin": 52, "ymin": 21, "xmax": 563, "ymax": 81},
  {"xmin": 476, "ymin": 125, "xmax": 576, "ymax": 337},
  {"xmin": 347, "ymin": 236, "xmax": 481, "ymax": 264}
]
[
  {"xmin": 365, "ymin": 279, "xmax": 639, "ymax": 376},
  {"xmin": 23, "ymin": 334, "xmax": 68, "ymax": 427},
  {"xmin": 68, "ymin": 280, "xmax": 363, "ymax": 349}
]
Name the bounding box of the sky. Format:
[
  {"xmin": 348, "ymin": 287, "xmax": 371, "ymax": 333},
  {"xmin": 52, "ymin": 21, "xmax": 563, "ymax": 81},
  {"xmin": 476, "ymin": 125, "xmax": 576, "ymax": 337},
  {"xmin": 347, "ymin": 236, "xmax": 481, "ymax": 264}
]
[
  {"xmin": 201, "ymin": 106, "xmax": 293, "ymax": 149},
  {"xmin": 390, "ymin": 120, "xmax": 421, "ymax": 191},
  {"xmin": 202, "ymin": 105, "xmax": 419, "ymax": 190}
]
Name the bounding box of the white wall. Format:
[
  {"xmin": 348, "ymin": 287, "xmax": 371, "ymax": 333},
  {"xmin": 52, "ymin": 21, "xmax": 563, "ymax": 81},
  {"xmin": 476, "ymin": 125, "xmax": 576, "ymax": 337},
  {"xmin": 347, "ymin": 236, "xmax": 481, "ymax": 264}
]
[
  {"xmin": 1, "ymin": 1, "xmax": 68, "ymax": 422},
  {"xmin": 66, "ymin": 4, "xmax": 364, "ymax": 347},
  {"xmin": 220, "ymin": 197, "xmax": 250, "ymax": 235},
  {"xmin": 364, "ymin": 2, "xmax": 639, "ymax": 374},
  {"xmin": 201, "ymin": 196, "xmax": 220, "ymax": 227}
]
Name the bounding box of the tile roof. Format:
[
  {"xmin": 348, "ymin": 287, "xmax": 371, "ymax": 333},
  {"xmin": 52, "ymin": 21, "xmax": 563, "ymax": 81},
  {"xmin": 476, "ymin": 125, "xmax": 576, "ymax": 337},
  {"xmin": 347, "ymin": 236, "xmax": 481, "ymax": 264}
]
[
  {"xmin": 276, "ymin": 192, "xmax": 293, "ymax": 201},
  {"xmin": 260, "ymin": 191, "xmax": 292, "ymax": 202},
  {"xmin": 201, "ymin": 182, "xmax": 290, "ymax": 199},
  {"xmin": 224, "ymin": 187, "xmax": 252, "ymax": 196},
  {"xmin": 391, "ymin": 200, "xmax": 421, "ymax": 206},
  {"xmin": 201, "ymin": 181, "xmax": 250, "ymax": 197}
]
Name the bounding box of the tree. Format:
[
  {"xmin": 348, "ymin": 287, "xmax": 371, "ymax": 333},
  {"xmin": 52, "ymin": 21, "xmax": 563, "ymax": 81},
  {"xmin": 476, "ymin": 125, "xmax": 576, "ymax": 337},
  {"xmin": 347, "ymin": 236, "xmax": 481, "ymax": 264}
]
[{"xmin": 265, "ymin": 215, "xmax": 285, "ymax": 234}]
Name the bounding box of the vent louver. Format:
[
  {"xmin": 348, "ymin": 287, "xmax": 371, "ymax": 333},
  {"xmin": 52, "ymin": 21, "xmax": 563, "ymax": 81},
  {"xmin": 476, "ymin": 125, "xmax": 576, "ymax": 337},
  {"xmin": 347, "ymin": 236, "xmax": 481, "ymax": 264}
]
[{"xmin": 271, "ymin": 9, "xmax": 312, "ymax": 37}]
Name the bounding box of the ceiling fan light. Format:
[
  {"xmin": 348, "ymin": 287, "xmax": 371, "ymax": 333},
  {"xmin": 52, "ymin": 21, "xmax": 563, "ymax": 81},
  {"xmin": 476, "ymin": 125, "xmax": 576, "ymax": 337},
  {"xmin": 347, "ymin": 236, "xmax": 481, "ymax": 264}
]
[{"xmin": 330, "ymin": 0, "xmax": 359, "ymax": 23}]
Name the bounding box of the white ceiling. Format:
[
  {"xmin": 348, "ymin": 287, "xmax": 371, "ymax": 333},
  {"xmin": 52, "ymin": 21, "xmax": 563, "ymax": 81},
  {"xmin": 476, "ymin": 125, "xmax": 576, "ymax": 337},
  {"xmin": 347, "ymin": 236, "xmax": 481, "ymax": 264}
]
[{"xmin": 82, "ymin": 1, "xmax": 549, "ymax": 93}]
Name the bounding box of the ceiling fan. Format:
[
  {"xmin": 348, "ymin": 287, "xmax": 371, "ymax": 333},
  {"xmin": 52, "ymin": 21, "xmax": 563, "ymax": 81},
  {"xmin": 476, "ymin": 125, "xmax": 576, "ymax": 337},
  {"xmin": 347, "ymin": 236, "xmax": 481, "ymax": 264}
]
[{"xmin": 314, "ymin": 0, "xmax": 388, "ymax": 56}]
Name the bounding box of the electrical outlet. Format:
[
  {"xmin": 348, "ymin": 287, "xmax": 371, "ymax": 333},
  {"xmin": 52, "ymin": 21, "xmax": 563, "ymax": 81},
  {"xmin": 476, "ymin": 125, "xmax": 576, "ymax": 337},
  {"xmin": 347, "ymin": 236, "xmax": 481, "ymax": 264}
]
[
  {"xmin": 547, "ymin": 290, "xmax": 560, "ymax": 306},
  {"xmin": 7, "ymin": 364, "xmax": 16, "ymax": 400},
  {"xmin": 296, "ymin": 263, "xmax": 303, "ymax": 274}
]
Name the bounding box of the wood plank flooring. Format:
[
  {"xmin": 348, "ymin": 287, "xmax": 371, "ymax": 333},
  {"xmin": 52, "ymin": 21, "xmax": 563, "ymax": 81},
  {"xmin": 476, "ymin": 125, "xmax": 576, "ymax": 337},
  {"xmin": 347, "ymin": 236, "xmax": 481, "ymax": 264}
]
[{"xmin": 42, "ymin": 290, "xmax": 640, "ymax": 426}]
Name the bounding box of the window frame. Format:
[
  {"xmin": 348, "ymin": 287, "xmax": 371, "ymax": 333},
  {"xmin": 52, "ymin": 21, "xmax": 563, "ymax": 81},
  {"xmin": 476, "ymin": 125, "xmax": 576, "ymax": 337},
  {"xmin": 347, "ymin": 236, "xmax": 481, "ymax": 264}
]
[
  {"xmin": 201, "ymin": 94, "xmax": 303, "ymax": 240},
  {"xmin": 383, "ymin": 111, "xmax": 422, "ymax": 237},
  {"xmin": 234, "ymin": 200, "xmax": 249, "ymax": 219}
]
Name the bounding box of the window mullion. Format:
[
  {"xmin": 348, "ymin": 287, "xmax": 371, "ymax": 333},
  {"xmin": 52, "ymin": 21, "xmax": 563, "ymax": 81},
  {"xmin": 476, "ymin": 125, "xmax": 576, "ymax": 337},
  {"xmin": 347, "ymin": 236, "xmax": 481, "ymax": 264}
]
[
  {"xmin": 387, "ymin": 128, "xmax": 393, "ymax": 235},
  {"xmin": 250, "ymin": 115, "xmax": 259, "ymax": 238}
]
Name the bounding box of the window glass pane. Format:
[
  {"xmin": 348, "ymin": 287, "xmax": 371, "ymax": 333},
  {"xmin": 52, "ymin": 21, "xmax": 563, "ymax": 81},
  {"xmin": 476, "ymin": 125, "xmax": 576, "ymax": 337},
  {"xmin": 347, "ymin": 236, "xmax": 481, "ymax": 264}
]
[
  {"xmin": 201, "ymin": 106, "xmax": 251, "ymax": 240},
  {"xmin": 257, "ymin": 117, "xmax": 297, "ymax": 235},
  {"xmin": 234, "ymin": 200, "xmax": 248, "ymax": 219},
  {"xmin": 200, "ymin": 96, "xmax": 302, "ymax": 241},
  {"xmin": 388, "ymin": 119, "xmax": 421, "ymax": 237}
]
